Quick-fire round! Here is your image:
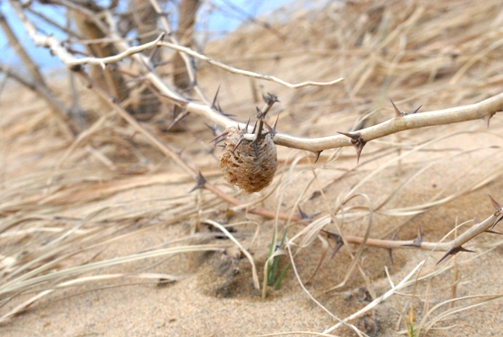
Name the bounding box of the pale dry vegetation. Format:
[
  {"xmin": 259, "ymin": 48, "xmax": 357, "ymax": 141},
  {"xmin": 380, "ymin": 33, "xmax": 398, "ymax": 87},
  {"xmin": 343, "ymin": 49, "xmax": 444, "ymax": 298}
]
[{"xmin": 1, "ymin": 0, "xmax": 503, "ymax": 336}]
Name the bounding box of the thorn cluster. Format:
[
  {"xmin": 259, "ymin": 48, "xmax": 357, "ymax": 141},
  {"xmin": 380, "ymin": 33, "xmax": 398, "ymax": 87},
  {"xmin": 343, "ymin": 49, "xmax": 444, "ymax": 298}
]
[
  {"xmin": 211, "ymin": 86, "xmax": 234, "ymax": 117},
  {"xmin": 337, "ymin": 100, "xmax": 423, "ymax": 164},
  {"xmin": 338, "ymin": 131, "xmax": 367, "ymax": 163},
  {"xmin": 189, "ymin": 171, "xmax": 207, "ymax": 192},
  {"xmin": 390, "ymin": 99, "xmax": 422, "ymax": 117},
  {"xmin": 403, "ymin": 227, "xmax": 423, "ymax": 248}
]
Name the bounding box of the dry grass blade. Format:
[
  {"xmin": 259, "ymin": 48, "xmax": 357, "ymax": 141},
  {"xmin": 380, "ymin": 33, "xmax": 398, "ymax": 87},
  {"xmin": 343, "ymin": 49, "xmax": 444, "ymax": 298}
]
[
  {"xmin": 0, "ymin": 244, "xmax": 225, "ymax": 295},
  {"xmin": 417, "ymin": 294, "xmax": 503, "ymax": 336}
]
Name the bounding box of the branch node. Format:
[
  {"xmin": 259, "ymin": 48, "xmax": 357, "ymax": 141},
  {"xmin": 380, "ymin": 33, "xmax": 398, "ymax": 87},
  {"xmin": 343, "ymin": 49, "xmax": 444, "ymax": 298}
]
[
  {"xmin": 69, "ymin": 64, "xmax": 82, "ymax": 72},
  {"xmin": 390, "ymin": 99, "xmax": 422, "ymax": 117},
  {"xmin": 330, "ymin": 235, "xmax": 344, "ymax": 259},
  {"xmin": 189, "ymin": 172, "xmax": 207, "ymax": 192},
  {"xmin": 403, "ymin": 226, "xmax": 423, "ymax": 247},
  {"xmin": 338, "ymin": 131, "xmax": 367, "ymax": 163},
  {"xmin": 263, "ymin": 93, "xmax": 279, "ymax": 105},
  {"xmin": 297, "ymin": 206, "xmax": 320, "ymax": 221}
]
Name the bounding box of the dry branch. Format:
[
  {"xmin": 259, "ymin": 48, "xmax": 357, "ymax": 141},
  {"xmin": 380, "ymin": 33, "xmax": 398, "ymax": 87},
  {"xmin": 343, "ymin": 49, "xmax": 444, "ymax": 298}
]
[{"xmin": 0, "ymin": 11, "xmax": 45, "ymax": 85}]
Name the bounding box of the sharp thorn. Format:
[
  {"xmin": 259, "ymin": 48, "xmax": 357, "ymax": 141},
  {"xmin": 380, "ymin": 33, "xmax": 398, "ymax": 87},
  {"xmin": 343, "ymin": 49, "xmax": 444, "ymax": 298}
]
[
  {"xmin": 253, "ymin": 142, "xmax": 259, "ymax": 157},
  {"xmin": 232, "ymin": 137, "xmax": 245, "ymax": 152},
  {"xmin": 486, "ymin": 229, "xmax": 503, "ymax": 235},
  {"xmin": 245, "ymin": 118, "xmax": 251, "ymax": 133},
  {"xmin": 255, "ymin": 106, "xmax": 262, "ymax": 118},
  {"xmin": 189, "ymin": 172, "xmax": 207, "ymax": 192},
  {"xmin": 272, "ymin": 115, "xmax": 279, "ymax": 132},
  {"xmin": 488, "ymin": 194, "xmax": 502, "ymax": 210},
  {"xmin": 330, "ymin": 237, "xmax": 344, "ymax": 259},
  {"xmin": 298, "ymin": 206, "xmax": 309, "ymax": 220},
  {"xmin": 166, "ymin": 110, "xmax": 190, "ymax": 130},
  {"xmin": 436, "ymin": 246, "xmax": 474, "ymax": 265},
  {"xmin": 220, "ymin": 111, "xmax": 235, "ymax": 118},
  {"xmin": 403, "ymin": 226, "xmax": 423, "ymax": 247},
  {"xmin": 296, "ymin": 206, "xmax": 321, "ymax": 221},
  {"xmin": 209, "ymin": 130, "xmax": 229, "ymax": 143},
  {"xmin": 263, "ymin": 120, "xmax": 275, "ymax": 136},
  {"xmin": 411, "ymin": 105, "xmax": 422, "ymax": 114},
  {"xmin": 483, "ymin": 113, "xmax": 494, "ymax": 129},
  {"xmin": 390, "ymin": 99, "xmax": 402, "ymax": 117},
  {"xmin": 355, "ymin": 143, "xmax": 365, "ymax": 164},
  {"xmin": 211, "ymin": 85, "xmax": 221, "ymax": 110},
  {"xmin": 213, "ymin": 137, "xmax": 226, "ymax": 146},
  {"xmin": 387, "ymin": 248, "xmax": 394, "ymax": 265},
  {"xmin": 338, "ymin": 131, "xmax": 360, "ymax": 140},
  {"xmin": 313, "ymin": 150, "xmax": 322, "ymax": 164},
  {"xmin": 204, "ymin": 123, "xmax": 219, "ymax": 137},
  {"xmin": 491, "ymin": 214, "xmax": 503, "ymax": 230}
]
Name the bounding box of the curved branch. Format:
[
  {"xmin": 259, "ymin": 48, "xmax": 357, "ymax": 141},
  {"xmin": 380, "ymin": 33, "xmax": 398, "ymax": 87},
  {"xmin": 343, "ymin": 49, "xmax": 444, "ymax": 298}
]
[
  {"xmin": 65, "ymin": 33, "xmax": 166, "ymax": 69},
  {"xmin": 159, "ymin": 41, "xmax": 344, "ymax": 89}
]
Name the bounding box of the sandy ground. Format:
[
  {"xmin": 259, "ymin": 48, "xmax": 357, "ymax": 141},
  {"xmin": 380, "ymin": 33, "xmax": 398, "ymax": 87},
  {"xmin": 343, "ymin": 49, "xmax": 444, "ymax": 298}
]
[{"xmin": 2, "ymin": 1, "xmax": 503, "ymax": 336}]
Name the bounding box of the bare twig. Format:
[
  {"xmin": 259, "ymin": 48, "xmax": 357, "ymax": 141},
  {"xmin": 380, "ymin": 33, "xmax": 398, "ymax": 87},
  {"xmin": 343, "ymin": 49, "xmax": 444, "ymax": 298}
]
[
  {"xmin": 26, "ymin": 7, "xmax": 83, "ymax": 39},
  {"xmin": 149, "ymin": 0, "xmax": 209, "ymax": 104},
  {"xmin": 63, "ymin": 33, "xmax": 166, "ymax": 69},
  {"xmin": 0, "ymin": 62, "xmax": 76, "ymax": 138},
  {"xmin": 9, "ymin": 0, "xmax": 87, "ymax": 70},
  {"xmin": 0, "ymin": 11, "xmax": 45, "ymax": 85},
  {"xmin": 159, "ymin": 41, "xmax": 344, "ymax": 89}
]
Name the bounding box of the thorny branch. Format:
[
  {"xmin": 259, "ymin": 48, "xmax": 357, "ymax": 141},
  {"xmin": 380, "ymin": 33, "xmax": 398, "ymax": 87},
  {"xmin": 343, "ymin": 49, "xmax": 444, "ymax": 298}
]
[
  {"xmin": 327, "ymin": 195, "xmax": 503, "ymax": 263},
  {"xmin": 9, "ymin": 0, "xmax": 503, "ymax": 263},
  {"xmin": 12, "ymin": 0, "xmax": 503, "ymax": 153}
]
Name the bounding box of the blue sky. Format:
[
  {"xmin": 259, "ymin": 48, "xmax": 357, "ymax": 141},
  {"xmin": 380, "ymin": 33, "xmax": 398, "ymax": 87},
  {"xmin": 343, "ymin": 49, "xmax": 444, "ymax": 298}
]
[{"xmin": 0, "ymin": 0, "xmax": 293, "ymax": 71}]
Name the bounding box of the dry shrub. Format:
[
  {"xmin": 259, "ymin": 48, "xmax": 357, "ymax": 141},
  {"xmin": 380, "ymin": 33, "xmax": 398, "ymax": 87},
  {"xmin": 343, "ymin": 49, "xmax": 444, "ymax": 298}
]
[{"xmin": 1, "ymin": 0, "xmax": 503, "ymax": 336}]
